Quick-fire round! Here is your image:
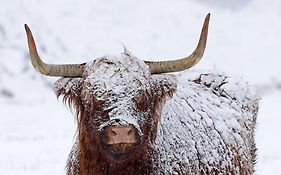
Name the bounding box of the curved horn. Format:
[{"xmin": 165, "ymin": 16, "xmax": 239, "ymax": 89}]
[
  {"xmin": 24, "ymin": 24, "xmax": 85, "ymax": 77},
  {"xmin": 145, "ymin": 13, "xmax": 210, "ymax": 74}
]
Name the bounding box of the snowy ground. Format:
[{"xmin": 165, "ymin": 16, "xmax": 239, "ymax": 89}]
[{"xmin": 1, "ymin": 0, "xmax": 280, "ymax": 174}]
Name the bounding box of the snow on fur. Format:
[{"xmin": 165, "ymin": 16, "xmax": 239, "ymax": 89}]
[
  {"xmin": 54, "ymin": 52, "xmax": 259, "ymax": 175},
  {"xmin": 83, "ymin": 53, "xmax": 151, "ymax": 134},
  {"xmin": 156, "ymin": 71, "xmax": 258, "ymax": 174}
]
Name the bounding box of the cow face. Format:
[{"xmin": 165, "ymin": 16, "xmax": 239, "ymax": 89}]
[{"xmin": 54, "ymin": 51, "xmax": 176, "ymax": 162}]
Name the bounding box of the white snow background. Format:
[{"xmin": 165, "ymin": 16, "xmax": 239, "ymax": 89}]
[{"xmin": 0, "ymin": 0, "xmax": 280, "ymax": 174}]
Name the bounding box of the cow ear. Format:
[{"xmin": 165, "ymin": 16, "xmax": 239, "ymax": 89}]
[
  {"xmin": 150, "ymin": 75, "xmax": 177, "ymax": 99},
  {"xmin": 54, "ymin": 77, "xmax": 84, "ymax": 108}
]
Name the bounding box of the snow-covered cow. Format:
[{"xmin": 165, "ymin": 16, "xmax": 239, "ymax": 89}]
[{"xmin": 24, "ymin": 14, "xmax": 259, "ymax": 175}]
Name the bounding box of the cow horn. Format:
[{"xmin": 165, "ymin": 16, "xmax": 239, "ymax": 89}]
[
  {"xmin": 145, "ymin": 13, "xmax": 210, "ymax": 74},
  {"xmin": 24, "ymin": 24, "xmax": 85, "ymax": 77}
]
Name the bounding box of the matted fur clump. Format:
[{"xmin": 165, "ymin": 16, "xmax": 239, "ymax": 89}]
[{"xmin": 54, "ymin": 52, "xmax": 259, "ymax": 175}]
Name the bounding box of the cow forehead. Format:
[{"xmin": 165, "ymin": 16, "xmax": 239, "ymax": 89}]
[
  {"xmin": 83, "ymin": 53, "xmax": 152, "ymax": 132},
  {"xmin": 84, "ymin": 53, "xmax": 151, "ymax": 96}
]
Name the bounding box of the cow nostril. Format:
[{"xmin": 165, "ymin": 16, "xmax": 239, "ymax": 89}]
[
  {"xmin": 127, "ymin": 129, "xmax": 132, "ymax": 135},
  {"xmin": 111, "ymin": 130, "xmax": 117, "ymax": 136}
]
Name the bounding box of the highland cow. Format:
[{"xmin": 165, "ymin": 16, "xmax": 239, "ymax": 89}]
[{"xmin": 25, "ymin": 13, "xmax": 259, "ymax": 175}]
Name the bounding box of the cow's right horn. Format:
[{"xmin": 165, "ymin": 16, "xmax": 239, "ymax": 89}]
[
  {"xmin": 145, "ymin": 13, "xmax": 210, "ymax": 74},
  {"xmin": 24, "ymin": 24, "xmax": 85, "ymax": 77}
]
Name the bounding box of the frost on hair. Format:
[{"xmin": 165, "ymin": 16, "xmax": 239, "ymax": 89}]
[
  {"xmin": 52, "ymin": 52, "xmax": 259, "ymax": 174},
  {"xmin": 54, "ymin": 77, "xmax": 84, "ymax": 114}
]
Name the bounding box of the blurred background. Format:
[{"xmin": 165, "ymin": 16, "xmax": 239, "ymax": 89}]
[{"xmin": 0, "ymin": 0, "xmax": 280, "ymax": 174}]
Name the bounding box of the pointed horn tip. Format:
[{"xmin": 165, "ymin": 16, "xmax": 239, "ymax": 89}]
[
  {"xmin": 24, "ymin": 24, "xmax": 33, "ymax": 36},
  {"xmin": 205, "ymin": 13, "xmax": 211, "ymax": 23},
  {"xmin": 24, "ymin": 24, "xmax": 29, "ymax": 31}
]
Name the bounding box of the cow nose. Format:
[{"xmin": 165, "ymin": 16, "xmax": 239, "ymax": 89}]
[{"xmin": 106, "ymin": 125, "xmax": 137, "ymax": 145}]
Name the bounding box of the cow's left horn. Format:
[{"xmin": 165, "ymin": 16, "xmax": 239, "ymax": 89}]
[
  {"xmin": 24, "ymin": 24, "xmax": 85, "ymax": 77},
  {"xmin": 145, "ymin": 13, "xmax": 210, "ymax": 74}
]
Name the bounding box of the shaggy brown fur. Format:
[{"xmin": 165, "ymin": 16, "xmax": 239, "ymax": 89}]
[
  {"xmin": 55, "ymin": 76, "xmax": 176, "ymax": 175},
  {"xmin": 53, "ymin": 70, "xmax": 259, "ymax": 175}
]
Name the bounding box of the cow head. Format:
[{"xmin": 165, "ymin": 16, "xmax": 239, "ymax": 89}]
[
  {"xmin": 54, "ymin": 53, "xmax": 177, "ymax": 162},
  {"xmin": 24, "ymin": 14, "xmax": 210, "ymax": 163}
]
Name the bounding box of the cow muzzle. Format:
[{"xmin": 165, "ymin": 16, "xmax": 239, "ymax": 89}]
[{"xmin": 105, "ymin": 125, "xmax": 137, "ymax": 145}]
